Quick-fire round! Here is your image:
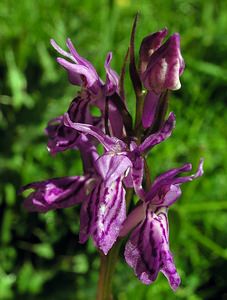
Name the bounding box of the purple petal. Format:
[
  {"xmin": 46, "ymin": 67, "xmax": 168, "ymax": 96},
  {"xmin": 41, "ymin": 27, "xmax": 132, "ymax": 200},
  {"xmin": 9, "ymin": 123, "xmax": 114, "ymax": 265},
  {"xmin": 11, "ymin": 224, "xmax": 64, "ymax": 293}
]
[
  {"xmin": 139, "ymin": 112, "xmax": 175, "ymax": 153},
  {"xmin": 139, "ymin": 28, "xmax": 168, "ymax": 74},
  {"xmin": 80, "ymin": 178, "xmax": 126, "ymax": 254},
  {"xmin": 104, "ymin": 52, "xmax": 119, "ymax": 95},
  {"xmin": 64, "ymin": 113, "xmax": 126, "ymax": 151},
  {"xmin": 56, "ymin": 58, "xmax": 98, "ymax": 89},
  {"xmin": 93, "ymin": 178, "xmax": 126, "ymax": 254},
  {"xmin": 67, "ymin": 95, "xmax": 92, "ymax": 123},
  {"xmin": 95, "ymin": 153, "xmax": 132, "ymax": 186},
  {"xmin": 46, "ymin": 116, "xmax": 79, "ymax": 154},
  {"xmin": 146, "ymin": 159, "xmax": 204, "ymax": 207},
  {"xmin": 142, "ymin": 91, "xmax": 160, "ymax": 128},
  {"xmin": 79, "ymin": 179, "xmax": 100, "ymax": 244},
  {"xmin": 46, "ymin": 96, "xmax": 95, "ymax": 154},
  {"xmin": 108, "ymin": 98, "xmax": 124, "ymax": 138},
  {"xmin": 77, "ymin": 135, "xmax": 99, "ymax": 173},
  {"xmin": 141, "ymin": 33, "xmax": 185, "ymax": 93},
  {"xmin": 51, "ymin": 38, "xmax": 102, "ymax": 93},
  {"xmin": 123, "ymin": 169, "xmax": 134, "ymax": 188},
  {"xmin": 124, "ymin": 208, "xmax": 180, "ymax": 290},
  {"xmin": 131, "ymin": 156, "xmax": 145, "ymax": 199},
  {"xmin": 51, "ymin": 39, "xmax": 75, "ymax": 62},
  {"xmin": 21, "ymin": 176, "xmax": 89, "ymax": 212},
  {"xmin": 66, "ymin": 38, "xmax": 99, "ymax": 77},
  {"xmin": 171, "ymin": 158, "xmax": 204, "ymax": 185},
  {"xmin": 149, "ymin": 184, "xmax": 182, "ymax": 207},
  {"xmin": 152, "ymin": 163, "xmax": 192, "ymax": 188}
]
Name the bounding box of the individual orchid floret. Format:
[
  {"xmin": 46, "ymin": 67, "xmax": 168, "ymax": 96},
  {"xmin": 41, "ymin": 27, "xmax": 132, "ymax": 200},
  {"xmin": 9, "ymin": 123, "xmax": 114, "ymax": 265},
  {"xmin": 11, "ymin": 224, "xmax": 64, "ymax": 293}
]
[
  {"xmin": 21, "ymin": 136, "xmax": 99, "ymax": 212},
  {"xmin": 121, "ymin": 159, "xmax": 204, "ymax": 290},
  {"xmin": 140, "ymin": 32, "xmax": 185, "ymax": 94},
  {"xmin": 46, "ymin": 92, "xmax": 102, "ymax": 154},
  {"xmin": 50, "ymin": 40, "xmax": 126, "ymax": 140},
  {"xmin": 145, "ymin": 159, "xmax": 204, "ymax": 206},
  {"xmin": 21, "ymin": 176, "xmax": 90, "ymax": 213},
  {"xmin": 125, "ymin": 207, "xmax": 180, "ymax": 290},
  {"xmin": 51, "ymin": 39, "xmax": 120, "ymax": 98},
  {"xmin": 51, "ymin": 38, "xmax": 102, "ymax": 95}
]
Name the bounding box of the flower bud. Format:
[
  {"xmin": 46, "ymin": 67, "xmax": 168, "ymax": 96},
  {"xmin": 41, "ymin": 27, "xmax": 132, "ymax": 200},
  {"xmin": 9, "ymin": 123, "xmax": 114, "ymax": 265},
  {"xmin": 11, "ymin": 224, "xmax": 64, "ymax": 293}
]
[
  {"xmin": 140, "ymin": 33, "xmax": 185, "ymax": 94},
  {"xmin": 139, "ymin": 28, "xmax": 168, "ymax": 74}
]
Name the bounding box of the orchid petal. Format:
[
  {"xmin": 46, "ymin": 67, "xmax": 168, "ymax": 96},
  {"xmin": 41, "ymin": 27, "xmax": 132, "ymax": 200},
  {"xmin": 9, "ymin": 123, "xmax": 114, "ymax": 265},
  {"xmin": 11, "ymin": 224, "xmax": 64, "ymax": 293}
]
[
  {"xmin": 92, "ymin": 178, "xmax": 126, "ymax": 254},
  {"xmin": 46, "ymin": 115, "xmax": 79, "ymax": 154},
  {"xmin": 77, "ymin": 135, "xmax": 99, "ymax": 173},
  {"xmin": 95, "ymin": 153, "xmax": 132, "ymax": 186},
  {"xmin": 50, "ymin": 39, "xmax": 75, "ymax": 62},
  {"xmin": 108, "ymin": 98, "xmax": 124, "ymax": 138},
  {"xmin": 51, "ymin": 38, "xmax": 102, "ymax": 91},
  {"xmin": 80, "ymin": 178, "xmax": 126, "ymax": 255},
  {"xmin": 64, "ymin": 113, "xmax": 126, "ymax": 151},
  {"xmin": 104, "ymin": 52, "xmax": 119, "ymax": 95},
  {"xmin": 46, "ymin": 96, "xmax": 95, "ymax": 154},
  {"xmin": 57, "ymin": 58, "xmax": 98, "ymax": 89},
  {"xmin": 142, "ymin": 91, "xmax": 160, "ymax": 128},
  {"xmin": 21, "ymin": 176, "xmax": 89, "ymax": 212},
  {"xmin": 142, "ymin": 33, "xmax": 185, "ymax": 94},
  {"xmin": 139, "ymin": 112, "xmax": 175, "ymax": 154},
  {"xmin": 124, "ymin": 208, "xmax": 180, "ymax": 290},
  {"xmin": 146, "ymin": 160, "xmax": 204, "ymax": 207},
  {"xmin": 66, "ymin": 38, "xmax": 99, "ymax": 77},
  {"xmin": 120, "ymin": 204, "xmax": 145, "ymax": 237},
  {"xmin": 172, "ymin": 158, "xmax": 204, "ymax": 185},
  {"xmin": 79, "ymin": 179, "xmax": 100, "ymax": 244},
  {"xmin": 132, "ymin": 156, "xmax": 145, "ymax": 199}
]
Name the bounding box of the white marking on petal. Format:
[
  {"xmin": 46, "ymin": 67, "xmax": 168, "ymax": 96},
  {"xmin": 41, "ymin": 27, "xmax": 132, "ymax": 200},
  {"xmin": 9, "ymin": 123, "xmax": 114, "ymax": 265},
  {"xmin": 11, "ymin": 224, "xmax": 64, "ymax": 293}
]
[
  {"xmin": 100, "ymin": 203, "xmax": 106, "ymax": 214},
  {"xmin": 159, "ymin": 58, "xmax": 168, "ymax": 83}
]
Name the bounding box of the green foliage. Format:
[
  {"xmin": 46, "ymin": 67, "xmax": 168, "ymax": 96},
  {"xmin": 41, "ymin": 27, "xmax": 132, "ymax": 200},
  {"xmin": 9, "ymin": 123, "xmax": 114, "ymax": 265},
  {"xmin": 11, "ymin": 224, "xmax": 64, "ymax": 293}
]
[{"xmin": 0, "ymin": 0, "xmax": 227, "ymax": 299}]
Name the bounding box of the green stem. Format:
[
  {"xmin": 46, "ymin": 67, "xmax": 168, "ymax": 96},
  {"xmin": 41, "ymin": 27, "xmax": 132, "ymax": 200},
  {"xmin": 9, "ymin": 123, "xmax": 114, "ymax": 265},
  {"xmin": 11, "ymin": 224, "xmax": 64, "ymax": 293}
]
[{"xmin": 96, "ymin": 242, "xmax": 122, "ymax": 300}]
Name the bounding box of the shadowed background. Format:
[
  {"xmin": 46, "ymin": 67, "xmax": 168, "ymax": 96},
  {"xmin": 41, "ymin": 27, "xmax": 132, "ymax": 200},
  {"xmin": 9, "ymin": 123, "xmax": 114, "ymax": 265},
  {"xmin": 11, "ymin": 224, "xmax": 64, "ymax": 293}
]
[{"xmin": 0, "ymin": 0, "xmax": 227, "ymax": 299}]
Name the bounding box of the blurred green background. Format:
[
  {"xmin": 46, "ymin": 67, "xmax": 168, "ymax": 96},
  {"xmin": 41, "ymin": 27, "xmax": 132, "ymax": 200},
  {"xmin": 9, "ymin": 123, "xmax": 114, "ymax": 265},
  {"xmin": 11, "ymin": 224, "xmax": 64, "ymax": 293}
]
[{"xmin": 0, "ymin": 0, "xmax": 227, "ymax": 299}]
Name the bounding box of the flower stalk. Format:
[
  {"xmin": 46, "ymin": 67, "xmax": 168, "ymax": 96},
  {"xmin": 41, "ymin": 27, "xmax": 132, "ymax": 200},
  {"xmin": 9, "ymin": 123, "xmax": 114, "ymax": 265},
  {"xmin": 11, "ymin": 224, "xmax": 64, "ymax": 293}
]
[{"xmin": 96, "ymin": 242, "xmax": 121, "ymax": 300}]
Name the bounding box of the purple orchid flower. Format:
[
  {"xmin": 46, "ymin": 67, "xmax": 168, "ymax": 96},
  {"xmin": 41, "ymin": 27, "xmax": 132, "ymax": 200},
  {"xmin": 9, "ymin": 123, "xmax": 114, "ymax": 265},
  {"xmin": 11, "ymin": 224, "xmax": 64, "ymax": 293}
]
[
  {"xmin": 46, "ymin": 91, "xmax": 102, "ymax": 154},
  {"xmin": 47, "ymin": 39, "xmax": 126, "ymax": 150},
  {"xmin": 21, "ymin": 175, "xmax": 90, "ymax": 213},
  {"xmin": 51, "ymin": 38, "xmax": 102, "ymax": 95},
  {"xmin": 140, "ymin": 31, "xmax": 185, "ymax": 94},
  {"xmin": 139, "ymin": 28, "xmax": 168, "ymax": 75},
  {"xmin": 120, "ymin": 159, "xmax": 204, "ymax": 290},
  {"xmin": 139, "ymin": 29, "xmax": 185, "ymax": 129},
  {"xmin": 21, "ymin": 136, "xmax": 98, "ymax": 212},
  {"xmin": 51, "ymin": 38, "xmax": 119, "ymax": 98}
]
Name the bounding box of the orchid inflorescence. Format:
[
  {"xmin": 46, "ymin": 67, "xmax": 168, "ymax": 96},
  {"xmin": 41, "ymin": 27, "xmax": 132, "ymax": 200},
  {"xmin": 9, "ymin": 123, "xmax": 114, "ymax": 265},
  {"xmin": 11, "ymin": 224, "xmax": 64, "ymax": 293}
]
[{"xmin": 21, "ymin": 17, "xmax": 203, "ymax": 292}]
